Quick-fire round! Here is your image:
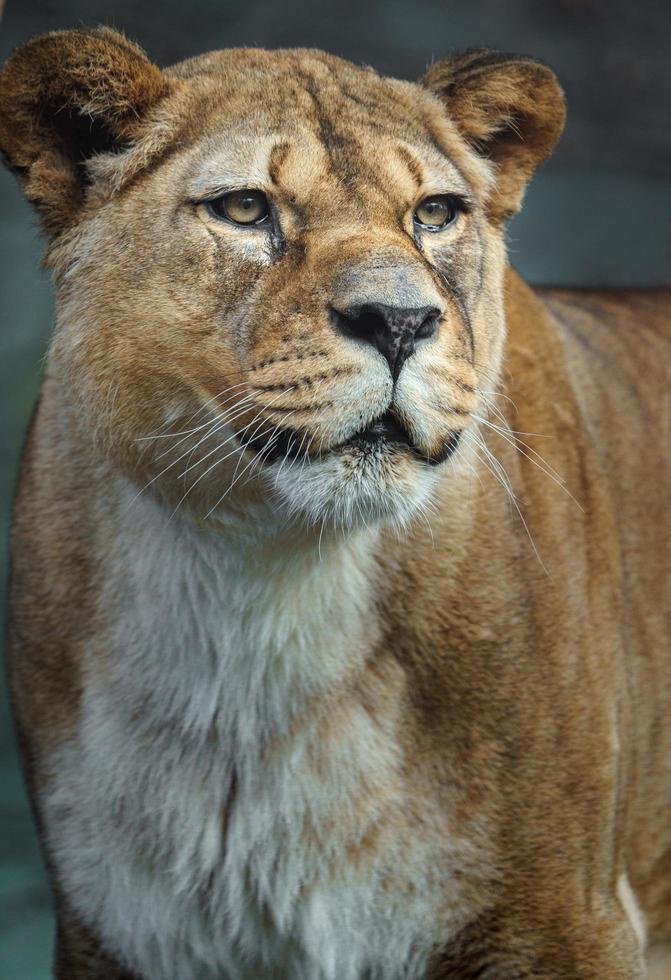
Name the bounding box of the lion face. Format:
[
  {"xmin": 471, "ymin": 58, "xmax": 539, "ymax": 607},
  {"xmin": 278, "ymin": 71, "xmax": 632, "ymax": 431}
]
[{"xmin": 0, "ymin": 33, "xmax": 565, "ymax": 531}]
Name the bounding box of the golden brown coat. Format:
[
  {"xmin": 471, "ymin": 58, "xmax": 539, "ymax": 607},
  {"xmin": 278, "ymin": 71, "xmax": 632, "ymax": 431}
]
[{"xmin": 2, "ymin": 27, "xmax": 670, "ymax": 980}]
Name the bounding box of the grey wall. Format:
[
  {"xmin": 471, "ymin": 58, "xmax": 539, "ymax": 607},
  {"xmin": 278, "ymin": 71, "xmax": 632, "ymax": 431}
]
[{"xmin": 1, "ymin": 1, "xmax": 669, "ymax": 976}]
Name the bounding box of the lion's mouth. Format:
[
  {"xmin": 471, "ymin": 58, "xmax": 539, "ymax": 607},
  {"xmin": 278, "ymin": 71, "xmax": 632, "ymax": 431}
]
[
  {"xmin": 347, "ymin": 411, "xmax": 414, "ymax": 449},
  {"xmin": 334, "ymin": 410, "xmax": 460, "ymax": 464},
  {"xmin": 239, "ymin": 410, "xmax": 461, "ymax": 467}
]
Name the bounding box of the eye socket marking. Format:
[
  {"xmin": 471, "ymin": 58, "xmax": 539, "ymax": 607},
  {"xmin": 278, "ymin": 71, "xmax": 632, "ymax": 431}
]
[
  {"xmin": 206, "ymin": 189, "xmax": 270, "ymax": 226},
  {"xmin": 413, "ymin": 194, "xmax": 463, "ymax": 231}
]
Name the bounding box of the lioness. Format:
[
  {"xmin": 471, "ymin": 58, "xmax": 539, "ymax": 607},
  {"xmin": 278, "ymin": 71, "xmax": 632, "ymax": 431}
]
[{"xmin": 2, "ymin": 26, "xmax": 670, "ymax": 980}]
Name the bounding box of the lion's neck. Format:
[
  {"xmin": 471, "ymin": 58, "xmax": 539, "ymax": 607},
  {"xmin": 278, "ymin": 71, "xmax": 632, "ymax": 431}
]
[
  {"xmin": 98, "ymin": 484, "xmax": 382, "ymax": 744},
  {"xmin": 57, "ymin": 481, "xmax": 446, "ymax": 980}
]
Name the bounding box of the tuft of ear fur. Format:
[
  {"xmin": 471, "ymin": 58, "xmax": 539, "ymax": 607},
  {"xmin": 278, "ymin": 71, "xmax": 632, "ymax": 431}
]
[
  {"xmin": 422, "ymin": 50, "xmax": 566, "ymax": 221},
  {"xmin": 0, "ymin": 27, "xmax": 170, "ymax": 234}
]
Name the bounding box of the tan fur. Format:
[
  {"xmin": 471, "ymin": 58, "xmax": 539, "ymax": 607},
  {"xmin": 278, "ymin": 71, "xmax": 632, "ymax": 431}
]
[{"xmin": 2, "ymin": 29, "xmax": 670, "ymax": 979}]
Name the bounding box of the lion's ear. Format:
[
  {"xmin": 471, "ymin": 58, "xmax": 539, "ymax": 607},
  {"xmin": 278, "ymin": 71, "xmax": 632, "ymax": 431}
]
[
  {"xmin": 422, "ymin": 51, "xmax": 566, "ymax": 221},
  {"xmin": 0, "ymin": 27, "xmax": 170, "ymax": 234}
]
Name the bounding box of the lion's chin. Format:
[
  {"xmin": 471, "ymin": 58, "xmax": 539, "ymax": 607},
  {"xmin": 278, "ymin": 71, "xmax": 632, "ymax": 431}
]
[{"xmin": 264, "ymin": 443, "xmax": 443, "ymax": 533}]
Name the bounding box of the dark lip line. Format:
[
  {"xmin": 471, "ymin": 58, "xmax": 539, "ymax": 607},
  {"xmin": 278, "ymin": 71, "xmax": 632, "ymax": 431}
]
[{"xmin": 237, "ymin": 410, "xmax": 462, "ymax": 467}]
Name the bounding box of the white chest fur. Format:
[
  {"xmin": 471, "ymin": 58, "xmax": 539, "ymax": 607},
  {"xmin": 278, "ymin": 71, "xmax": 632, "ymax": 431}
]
[{"xmin": 43, "ymin": 492, "xmax": 455, "ymax": 979}]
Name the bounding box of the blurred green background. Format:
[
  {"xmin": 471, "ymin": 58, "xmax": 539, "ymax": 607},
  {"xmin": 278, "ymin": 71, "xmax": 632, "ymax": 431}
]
[{"xmin": 1, "ymin": 0, "xmax": 670, "ymax": 976}]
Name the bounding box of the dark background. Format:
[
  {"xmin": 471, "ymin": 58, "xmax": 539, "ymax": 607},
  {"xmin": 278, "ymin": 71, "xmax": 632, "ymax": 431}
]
[{"xmin": 1, "ymin": 1, "xmax": 669, "ymax": 975}]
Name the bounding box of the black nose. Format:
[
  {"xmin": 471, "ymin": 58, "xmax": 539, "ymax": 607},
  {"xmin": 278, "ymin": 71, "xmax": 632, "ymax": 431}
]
[{"xmin": 330, "ymin": 303, "xmax": 441, "ymax": 381}]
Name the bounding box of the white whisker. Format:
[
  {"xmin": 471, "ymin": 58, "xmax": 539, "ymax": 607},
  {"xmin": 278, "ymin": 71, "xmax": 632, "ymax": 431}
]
[
  {"xmin": 135, "ymin": 382, "xmax": 252, "ymax": 443},
  {"xmin": 473, "ymin": 414, "xmax": 583, "ymax": 513},
  {"xmin": 176, "ymin": 387, "xmax": 297, "ymax": 479},
  {"xmin": 203, "ymin": 427, "xmax": 282, "ymax": 519},
  {"xmin": 471, "ymin": 429, "xmax": 549, "ymax": 575}
]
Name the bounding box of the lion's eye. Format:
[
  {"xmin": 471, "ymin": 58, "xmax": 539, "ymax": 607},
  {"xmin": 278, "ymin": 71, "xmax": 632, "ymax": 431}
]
[
  {"xmin": 414, "ymin": 195, "xmax": 459, "ymax": 230},
  {"xmin": 207, "ymin": 190, "xmax": 270, "ymax": 226}
]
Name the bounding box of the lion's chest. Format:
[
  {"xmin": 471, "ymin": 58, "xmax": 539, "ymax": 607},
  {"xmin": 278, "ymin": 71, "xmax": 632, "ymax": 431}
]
[
  {"xmin": 44, "ymin": 510, "xmax": 459, "ymax": 979},
  {"xmin": 102, "ymin": 703, "xmax": 447, "ymax": 980},
  {"xmin": 51, "ymin": 654, "xmax": 449, "ymax": 980}
]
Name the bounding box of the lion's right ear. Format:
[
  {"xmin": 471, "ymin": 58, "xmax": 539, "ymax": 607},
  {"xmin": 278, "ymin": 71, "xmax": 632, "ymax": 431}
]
[
  {"xmin": 0, "ymin": 28, "xmax": 170, "ymax": 235},
  {"xmin": 422, "ymin": 51, "xmax": 566, "ymax": 222}
]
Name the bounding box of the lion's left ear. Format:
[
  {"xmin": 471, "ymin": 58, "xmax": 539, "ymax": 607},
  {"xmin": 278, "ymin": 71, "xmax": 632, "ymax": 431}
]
[
  {"xmin": 422, "ymin": 51, "xmax": 566, "ymax": 221},
  {"xmin": 0, "ymin": 27, "xmax": 171, "ymax": 236}
]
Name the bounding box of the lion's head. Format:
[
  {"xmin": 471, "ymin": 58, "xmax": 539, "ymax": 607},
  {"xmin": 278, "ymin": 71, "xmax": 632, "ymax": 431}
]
[{"xmin": 0, "ymin": 29, "xmax": 565, "ymax": 531}]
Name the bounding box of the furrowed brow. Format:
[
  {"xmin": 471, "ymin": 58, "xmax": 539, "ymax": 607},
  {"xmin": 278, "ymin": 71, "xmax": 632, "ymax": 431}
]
[
  {"xmin": 422, "ymin": 134, "xmax": 475, "ymax": 199},
  {"xmin": 396, "ymin": 138, "xmax": 472, "ymax": 200},
  {"xmin": 187, "ymin": 138, "xmax": 280, "ymax": 199},
  {"xmin": 395, "ymin": 145, "xmax": 424, "ymax": 189},
  {"xmin": 268, "ymin": 141, "xmax": 291, "ymax": 187}
]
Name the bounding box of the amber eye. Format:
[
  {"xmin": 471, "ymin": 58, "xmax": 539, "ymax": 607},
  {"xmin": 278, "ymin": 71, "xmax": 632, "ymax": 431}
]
[
  {"xmin": 207, "ymin": 190, "xmax": 270, "ymax": 226},
  {"xmin": 414, "ymin": 195, "xmax": 459, "ymax": 230}
]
